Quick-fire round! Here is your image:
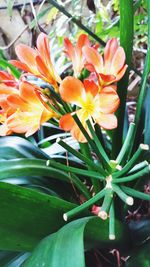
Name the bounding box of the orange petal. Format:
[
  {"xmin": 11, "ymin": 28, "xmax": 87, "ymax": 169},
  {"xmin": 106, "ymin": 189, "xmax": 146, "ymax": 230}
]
[
  {"xmin": 19, "ymin": 81, "xmax": 40, "ymax": 104},
  {"xmin": 59, "ymin": 77, "xmax": 85, "ymax": 104},
  {"xmin": 36, "ymin": 55, "xmax": 55, "ymax": 84},
  {"xmin": 37, "ymin": 33, "xmax": 51, "ymax": 64},
  {"xmin": 115, "ymin": 64, "xmax": 128, "ymax": 82},
  {"xmin": 99, "ymin": 87, "xmax": 120, "ymax": 113},
  {"xmin": 110, "ymin": 47, "xmax": 126, "ymax": 74},
  {"xmin": 10, "ymin": 60, "xmax": 30, "ymax": 72},
  {"xmin": 59, "ymin": 113, "xmax": 74, "ymax": 131},
  {"xmin": 76, "ymin": 34, "xmax": 90, "ymax": 57},
  {"xmin": 82, "ymin": 46, "xmax": 103, "ymax": 73},
  {"xmin": 104, "ymin": 38, "xmax": 118, "ymax": 69},
  {"xmin": 83, "ymin": 79, "xmax": 98, "ymax": 97},
  {"xmin": 7, "ymin": 111, "xmax": 41, "ymax": 136},
  {"xmin": 71, "ymin": 123, "xmax": 87, "ymax": 143},
  {"xmin": 7, "ymin": 94, "xmax": 28, "ymax": 110},
  {"xmin": 98, "ymin": 73, "xmax": 116, "ymax": 84},
  {"xmin": 95, "ymin": 113, "xmax": 117, "ymax": 129},
  {"xmin": 64, "ymin": 38, "xmax": 75, "ymax": 60},
  {"xmin": 15, "ymin": 44, "xmax": 38, "ymax": 71}
]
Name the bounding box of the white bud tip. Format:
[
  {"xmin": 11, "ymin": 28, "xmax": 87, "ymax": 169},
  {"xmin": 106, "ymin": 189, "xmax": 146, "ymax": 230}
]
[
  {"xmin": 63, "ymin": 213, "xmax": 68, "ymax": 221},
  {"xmin": 109, "ymin": 234, "xmax": 116, "ymax": 240},
  {"xmin": 116, "ymin": 165, "xmax": 122, "ymax": 171},
  {"xmin": 126, "ymin": 197, "xmax": 134, "ymax": 206},
  {"xmin": 98, "ymin": 211, "xmax": 108, "ymax": 220},
  {"xmin": 140, "ymin": 144, "xmax": 149, "ymax": 150}
]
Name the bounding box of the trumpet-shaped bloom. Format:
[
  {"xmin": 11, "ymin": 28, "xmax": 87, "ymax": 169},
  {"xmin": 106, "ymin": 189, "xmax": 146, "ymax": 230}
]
[
  {"xmin": 64, "ymin": 34, "xmax": 91, "ymax": 77},
  {"xmin": 10, "ymin": 33, "xmax": 61, "ymax": 91},
  {"xmin": 1, "ymin": 82, "xmax": 54, "ymax": 137},
  {"xmin": 83, "ymin": 38, "xmax": 128, "ymax": 88},
  {"xmin": 59, "ymin": 77, "xmax": 119, "ymax": 142}
]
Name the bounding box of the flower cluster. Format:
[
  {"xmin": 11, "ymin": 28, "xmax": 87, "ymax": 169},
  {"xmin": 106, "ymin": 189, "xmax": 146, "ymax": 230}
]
[{"xmin": 0, "ymin": 33, "xmax": 127, "ymax": 141}]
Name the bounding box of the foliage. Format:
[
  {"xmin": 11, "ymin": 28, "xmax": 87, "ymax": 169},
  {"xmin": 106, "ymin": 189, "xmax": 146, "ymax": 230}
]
[{"xmin": 0, "ymin": 0, "xmax": 149, "ymax": 267}]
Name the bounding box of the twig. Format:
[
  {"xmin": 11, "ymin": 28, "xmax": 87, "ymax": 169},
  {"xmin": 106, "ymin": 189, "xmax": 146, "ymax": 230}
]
[{"xmin": 0, "ymin": 25, "xmax": 29, "ymax": 50}]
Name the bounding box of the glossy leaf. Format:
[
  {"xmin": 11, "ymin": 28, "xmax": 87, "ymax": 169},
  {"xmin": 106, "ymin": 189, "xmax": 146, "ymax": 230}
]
[
  {"xmin": 23, "ymin": 216, "xmax": 128, "ymax": 267},
  {"xmin": 0, "ymin": 182, "xmax": 76, "ymax": 251},
  {"xmin": 0, "ymin": 136, "xmax": 48, "ymax": 160}
]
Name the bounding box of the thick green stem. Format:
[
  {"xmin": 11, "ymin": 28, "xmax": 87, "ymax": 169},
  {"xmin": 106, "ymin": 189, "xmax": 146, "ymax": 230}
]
[
  {"xmin": 113, "ymin": 144, "xmax": 149, "ymax": 179},
  {"xmin": 121, "ymin": 186, "xmax": 150, "ymax": 201},
  {"xmin": 113, "ymin": 165, "xmax": 150, "ymax": 184},
  {"xmin": 128, "ymin": 161, "xmax": 149, "ymax": 174},
  {"xmin": 116, "ymin": 123, "xmax": 135, "ymax": 165},
  {"xmin": 86, "ymin": 120, "xmax": 110, "ymax": 171},
  {"xmin": 80, "ymin": 143, "xmax": 101, "ymax": 194},
  {"xmin": 47, "ymin": 159, "xmax": 105, "ymax": 180},
  {"xmin": 57, "ymin": 139, "xmax": 106, "ymax": 175},
  {"xmin": 112, "ymin": 0, "xmax": 134, "ymax": 158},
  {"xmin": 109, "ymin": 200, "xmax": 115, "ymax": 240},
  {"xmin": 63, "ymin": 188, "xmax": 105, "ymax": 221},
  {"xmin": 112, "ymin": 184, "xmax": 134, "ymax": 205},
  {"xmin": 98, "ymin": 188, "xmax": 113, "ymax": 220}
]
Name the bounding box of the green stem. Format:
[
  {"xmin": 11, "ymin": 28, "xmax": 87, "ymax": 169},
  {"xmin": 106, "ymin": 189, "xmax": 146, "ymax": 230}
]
[
  {"xmin": 63, "ymin": 188, "xmax": 106, "ymax": 221},
  {"xmin": 113, "ymin": 144, "xmax": 149, "ymax": 179},
  {"xmin": 47, "ymin": 159, "xmax": 104, "ymax": 180},
  {"xmin": 57, "ymin": 139, "xmax": 106, "ymax": 176},
  {"xmin": 112, "ymin": 184, "xmax": 134, "ymax": 205},
  {"xmin": 112, "ymin": 0, "xmax": 134, "ymax": 158},
  {"xmin": 98, "ymin": 188, "xmax": 113, "ymax": 220},
  {"xmin": 109, "ymin": 200, "xmax": 115, "ymax": 240},
  {"xmin": 116, "ymin": 123, "xmax": 135, "ymax": 165},
  {"xmin": 113, "ymin": 165, "xmax": 150, "ymax": 184},
  {"xmin": 80, "ymin": 143, "xmax": 101, "ymax": 194},
  {"xmin": 128, "ymin": 161, "xmax": 149, "ymax": 174},
  {"xmin": 72, "ymin": 114, "xmax": 108, "ymax": 175},
  {"xmin": 86, "ymin": 120, "xmax": 111, "ymax": 171},
  {"xmin": 121, "ymin": 186, "xmax": 150, "ymax": 201}
]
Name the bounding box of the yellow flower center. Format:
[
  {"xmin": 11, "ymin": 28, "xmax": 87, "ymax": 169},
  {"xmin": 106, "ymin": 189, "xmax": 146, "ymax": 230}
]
[{"xmin": 79, "ymin": 94, "xmax": 95, "ymax": 118}]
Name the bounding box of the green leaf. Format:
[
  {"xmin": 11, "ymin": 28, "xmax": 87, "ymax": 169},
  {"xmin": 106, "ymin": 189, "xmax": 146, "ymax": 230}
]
[
  {"xmin": 0, "ymin": 182, "xmax": 75, "ymax": 251},
  {"xmin": 0, "ymin": 59, "xmax": 21, "ymax": 79},
  {"xmin": 23, "ymin": 217, "xmax": 129, "ymax": 267},
  {"xmin": 0, "ymin": 158, "xmax": 90, "ymax": 199},
  {"xmin": 126, "ymin": 241, "xmax": 150, "ymax": 267},
  {"xmin": 0, "ymin": 136, "xmax": 48, "ymax": 160}
]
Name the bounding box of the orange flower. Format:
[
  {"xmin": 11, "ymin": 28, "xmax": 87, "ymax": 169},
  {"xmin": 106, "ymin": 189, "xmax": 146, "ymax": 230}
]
[
  {"xmin": 0, "ymin": 84, "xmax": 19, "ymax": 136},
  {"xmin": 59, "ymin": 77, "xmax": 119, "ymax": 142},
  {"xmin": 64, "ymin": 34, "xmax": 91, "ymax": 77},
  {"xmin": 4, "ymin": 81, "xmax": 54, "ymax": 137},
  {"xmin": 83, "ymin": 38, "xmax": 128, "ymax": 88},
  {"xmin": 10, "ymin": 33, "xmax": 61, "ymax": 91}
]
